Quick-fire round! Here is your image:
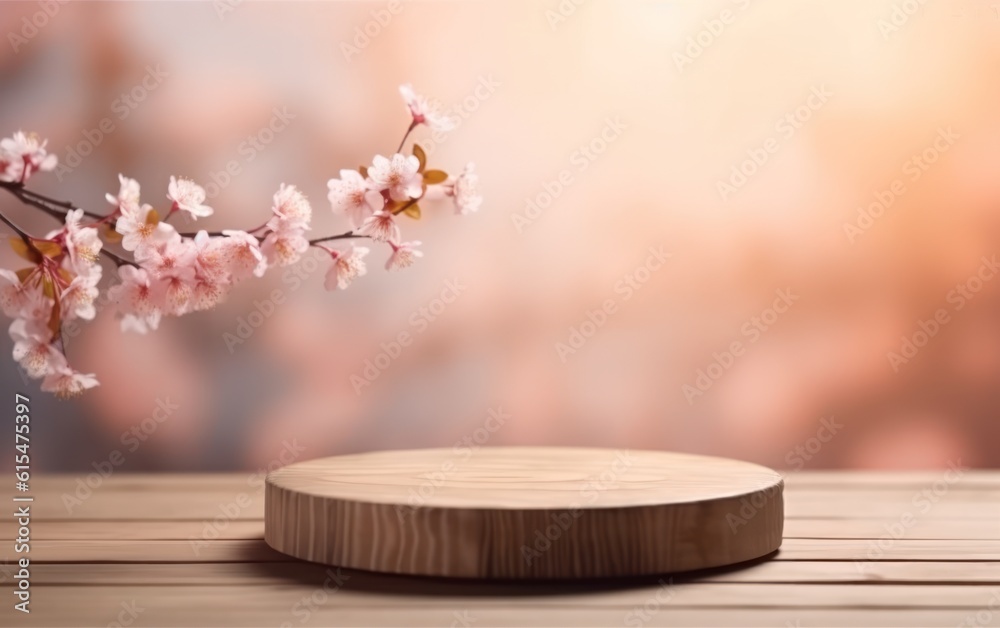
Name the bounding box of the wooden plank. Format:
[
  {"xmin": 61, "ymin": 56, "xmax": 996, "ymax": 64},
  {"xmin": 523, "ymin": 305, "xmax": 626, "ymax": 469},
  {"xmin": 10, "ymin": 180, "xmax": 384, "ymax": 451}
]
[
  {"xmin": 0, "ymin": 520, "xmax": 265, "ymax": 541},
  {"xmin": 778, "ymin": 538, "xmax": 1000, "ymax": 560},
  {"xmin": 27, "ymin": 490, "xmax": 267, "ymax": 520},
  {"xmin": 785, "ymin": 492, "xmax": 1000, "ymax": 519},
  {"xmin": 14, "ymin": 539, "xmax": 288, "ymax": 563},
  {"xmin": 9, "ymin": 537, "xmax": 1000, "ymax": 564},
  {"xmin": 29, "ymin": 473, "xmax": 255, "ymax": 492},
  {"xmin": 4, "ymin": 603, "xmax": 998, "ymax": 628},
  {"xmin": 784, "ymin": 470, "xmax": 999, "ymax": 489},
  {"xmin": 783, "ymin": 518, "xmax": 1000, "ymax": 540},
  {"xmin": 4, "ymin": 472, "xmax": 999, "ymax": 627},
  {"xmin": 5, "ymin": 561, "xmax": 1000, "ymax": 587},
  {"xmin": 2, "ymin": 584, "xmax": 999, "ymax": 617}
]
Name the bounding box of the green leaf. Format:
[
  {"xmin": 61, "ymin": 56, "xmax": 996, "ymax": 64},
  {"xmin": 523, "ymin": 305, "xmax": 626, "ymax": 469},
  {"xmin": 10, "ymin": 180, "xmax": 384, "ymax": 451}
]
[{"xmin": 402, "ymin": 203, "xmax": 421, "ymax": 220}]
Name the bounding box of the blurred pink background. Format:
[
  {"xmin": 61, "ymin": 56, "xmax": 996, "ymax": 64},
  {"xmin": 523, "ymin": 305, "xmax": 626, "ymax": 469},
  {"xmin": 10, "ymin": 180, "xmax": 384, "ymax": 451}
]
[{"xmin": 2, "ymin": 0, "xmax": 999, "ymax": 472}]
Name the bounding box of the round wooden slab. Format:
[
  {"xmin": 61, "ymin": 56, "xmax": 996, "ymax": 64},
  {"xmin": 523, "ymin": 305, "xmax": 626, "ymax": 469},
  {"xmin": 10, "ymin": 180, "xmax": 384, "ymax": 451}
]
[{"xmin": 264, "ymin": 447, "xmax": 783, "ymax": 579}]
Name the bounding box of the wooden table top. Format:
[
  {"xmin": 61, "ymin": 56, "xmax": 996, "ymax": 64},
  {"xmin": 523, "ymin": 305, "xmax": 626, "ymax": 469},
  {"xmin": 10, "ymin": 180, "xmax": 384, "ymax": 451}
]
[{"xmin": 2, "ymin": 470, "xmax": 998, "ymax": 627}]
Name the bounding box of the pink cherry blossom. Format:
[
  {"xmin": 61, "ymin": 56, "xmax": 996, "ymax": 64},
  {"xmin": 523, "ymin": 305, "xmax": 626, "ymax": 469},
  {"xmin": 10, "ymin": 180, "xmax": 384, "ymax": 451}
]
[
  {"xmin": 135, "ymin": 237, "xmax": 198, "ymax": 316},
  {"xmin": 191, "ymin": 276, "xmax": 228, "ymax": 312},
  {"xmin": 0, "ymin": 131, "xmax": 58, "ymax": 183},
  {"xmin": 328, "ymin": 169, "xmax": 385, "ymax": 228},
  {"xmin": 0, "ymin": 148, "xmax": 18, "ymax": 183},
  {"xmin": 262, "ymin": 184, "xmax": 311, "ymax": 267},
  {"xmin": 135, "ymin": 235, "xmax": 197, "ymax": 280},
  {"xmin": 5, "ymin": 281, "xmax": 50, "ymax": 328},
  {"xmin": 0, "ymin": 84, "xmax": 482, "ymax": 396},
  {"xmin": 0, "ymin": 269, "xmax": 40, "ymax": 319},
  {"xmin": 271, "ymin": 183, "xmax": 312, "ymax": 227},
  {"xmin": 368, "ymin": 154, "xmax": 423, "ymax": 202},
  {"xmin": 261, "ymin": 226, "xmax": 310, "ymax": 267},
  {"xmin": 450, "ymin": 162, "xmax": 482, "ymax": 215},
  {"xmin": 167, "ymin": 176, "xmax": 213, "ymax": 219},
  {"xmin": 58, "ymin": 209, "xmax": 103, "ymax": 275},
  {"xmin": 324, "ymin": 245, "xmax": 369, "ymax": 290},
  {"xmin": 41, "ymin": 365, "xmax": 99, "ymax": 398},
  {"xmin": 193, "ymin": 231, "xmax": 230, "ymax": 282},
  {"xmin": 399, "ymin": 84, "xmax": 456, "ymax": 133},
  {"xmin": 221, "ymin": 230, "xmax": 267, "ymax": 280},
  {"xmin": 116, "ymin": 203, "xmax": 176, "ymax": 253},
  {"xmin": 385, "ymin": 240, "xmax": 423, "ymax": 271},
  {"xmin": 107, "ymin": 265, "xmax": 162, "ymax": 334},
  {"xmin": 105, "ymin": 174, "xmax": 141, "ymax": 212},
  {"xmin": 357, "ymin": 210, "xmax": 401, "ymax": 243},
  {"xmin": 60, "ymin": 275, "xmax": 99, "ymax": 321},
  {"xmin": 9, "ymin": 319, "xmax": 64, "ymax": 379}
]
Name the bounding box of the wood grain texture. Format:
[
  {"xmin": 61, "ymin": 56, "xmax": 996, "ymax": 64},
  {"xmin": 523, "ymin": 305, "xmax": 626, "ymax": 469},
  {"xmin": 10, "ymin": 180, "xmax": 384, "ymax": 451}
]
[
  {"xmin": 2, "ymin": 470, "xmax": 997, "ymax": 627},
  {"xmin": 264, "ymin": 447, "xmax": 784, "ymax": 578}
]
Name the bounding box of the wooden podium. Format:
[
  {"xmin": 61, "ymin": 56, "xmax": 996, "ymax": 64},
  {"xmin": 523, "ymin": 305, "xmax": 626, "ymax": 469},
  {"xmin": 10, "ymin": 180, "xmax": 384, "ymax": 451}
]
[{"xmin": 264, "ymin": 447, "xmax": 784, "ymax": 579}]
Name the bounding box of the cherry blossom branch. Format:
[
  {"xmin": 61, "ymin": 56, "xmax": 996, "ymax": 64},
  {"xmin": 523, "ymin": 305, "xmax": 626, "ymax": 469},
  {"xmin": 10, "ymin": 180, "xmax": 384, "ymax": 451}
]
[
  {"xmin": 0, "ymin": 84, "xmax": 480, "ymax": 398},
  {"xmin": 99, "ymin": 248, "xmax": 136, "ymax": 268},
  {"xmin": 396, "ymin": 120, "xmax": 418, "ymax": 153},
  {"xmin": 0, "ymin": 207, "xmax": 34, "ymax": 244},
  {"xmin": 308, "ymin": 230, "xmax": 366, "ymax": 245},
  {"xmin": 0, "ymin": 181, "xmax": 104, "ymax": 220},
  {"xmin": 3, "ymin": 179, "xmax": 365, "ymax": 249}
]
